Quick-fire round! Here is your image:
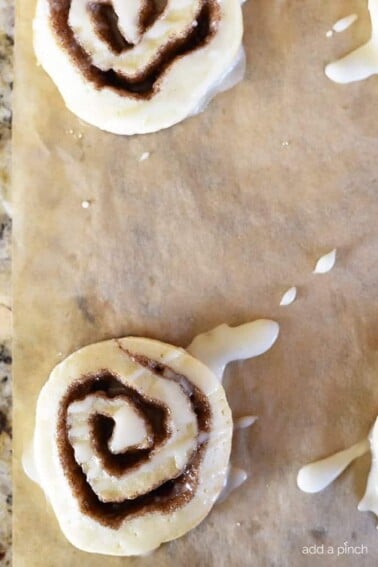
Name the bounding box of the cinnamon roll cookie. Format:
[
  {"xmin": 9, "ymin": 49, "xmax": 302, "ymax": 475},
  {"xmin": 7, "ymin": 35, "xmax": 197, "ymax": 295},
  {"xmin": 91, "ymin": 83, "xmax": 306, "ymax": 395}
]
[
  {"xmin": 32, "ymin": 337, "xmax": 232, "ymax": 555},
  {"xmin": 33, "ymin": 0, "xmax": 244, "ymax": 134}
]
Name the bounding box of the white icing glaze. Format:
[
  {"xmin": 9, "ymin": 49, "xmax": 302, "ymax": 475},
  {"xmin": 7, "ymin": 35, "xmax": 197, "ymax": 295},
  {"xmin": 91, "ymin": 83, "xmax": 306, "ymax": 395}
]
[
  {"xmin": 297, "ymin": 438, "xmax": 369, "ymax": 493},
  {"xmin": 326, "ymin": 1, "xmax": 378, "ymax": 83},
  {"xmin": 333, "ymin": 14, "xmax": 358, "ymax": 33},
  {"xmin": 108, "ymin": 404, "xmax": 149, "ymax": 453},
  {"xmin": 313, "ymin": 249, "xmax": 337, "ymax": 274},
  {"xmin": 187, "ymin": 320, "xmax": 279, "ymax": 380},
  {"xmin": 217, "ymin": 465, "xmax": 248, "ymax": 503},
  {"xmin": 234, "ymin": 415, "xmax": 258, "ymax": 430},
  {"xmin": 358, "ymin": 417, "xmax": 378, "ymax": 517},
  {"xmin": 280, "ymin": 287, "xmax": 297, "ymax": 306}
]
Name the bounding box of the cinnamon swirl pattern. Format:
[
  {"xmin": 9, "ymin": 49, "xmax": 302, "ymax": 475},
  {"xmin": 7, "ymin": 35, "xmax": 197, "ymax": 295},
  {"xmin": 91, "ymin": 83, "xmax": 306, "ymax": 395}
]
[
  {"xmin": 33, "ymin": 0, "xmax": 244, "ymax": 134},
  {"xmin": 33, "ymin": 337, "xmax": 232, "ymax": 555}
]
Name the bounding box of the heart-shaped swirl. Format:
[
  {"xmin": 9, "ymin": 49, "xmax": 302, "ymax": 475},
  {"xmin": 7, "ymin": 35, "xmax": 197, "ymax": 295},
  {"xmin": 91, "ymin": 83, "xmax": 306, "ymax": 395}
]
[
  {"xmin": 34, "ymin": 337, "xmax": 232, "ymax": 555},
  {"xmin": 33, "ymin": 0, "xmax": 244, "ymax": 133}
]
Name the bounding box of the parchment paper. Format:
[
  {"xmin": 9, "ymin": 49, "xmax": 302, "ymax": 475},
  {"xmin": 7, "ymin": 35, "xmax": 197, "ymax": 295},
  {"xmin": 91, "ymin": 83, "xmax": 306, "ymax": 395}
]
[{"xmin": 12, "ymin": 1, "xmax": 378, "ymax": 565}]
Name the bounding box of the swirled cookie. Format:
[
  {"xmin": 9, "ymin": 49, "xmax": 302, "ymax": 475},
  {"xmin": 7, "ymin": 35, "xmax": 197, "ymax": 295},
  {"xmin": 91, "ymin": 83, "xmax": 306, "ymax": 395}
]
[
  {"xmin": 33, "ymin": 0, "xmax": 244, "ymax": 134},
  {"xmin": 33, "ymin": 337, "xmax": 232, "ymax": 555}
]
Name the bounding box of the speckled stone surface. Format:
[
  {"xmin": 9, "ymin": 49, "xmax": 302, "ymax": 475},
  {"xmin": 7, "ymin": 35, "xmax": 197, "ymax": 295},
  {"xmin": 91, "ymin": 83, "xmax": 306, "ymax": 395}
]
[{"xmin": 0, "ymin": 0, "xmax": 13, "ymax": 565}]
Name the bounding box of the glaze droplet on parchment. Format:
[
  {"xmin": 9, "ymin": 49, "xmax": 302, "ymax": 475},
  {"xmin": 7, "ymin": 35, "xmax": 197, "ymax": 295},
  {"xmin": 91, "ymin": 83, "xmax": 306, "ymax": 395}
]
[
  {"xmin": 280, "ymin": 287, "xmax": 297, "ymax": 306},
  {"xmin": 139, "ymin": 152, "xmax": 150, "ymax": 162},
  {"xmin": 313, "ymin": 249, "xmax": 337, "ymax": 274}
]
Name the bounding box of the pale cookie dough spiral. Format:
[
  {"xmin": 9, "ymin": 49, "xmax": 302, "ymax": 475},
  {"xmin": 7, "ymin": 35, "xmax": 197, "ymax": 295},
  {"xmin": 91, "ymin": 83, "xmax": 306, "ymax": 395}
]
[
  {"xmin": 33, "ymin": 337, "xmax": 233, "ymax": 556},
  {"xmin": 33, "ymin": 0, "xmax": 244, "ymax": 134}
]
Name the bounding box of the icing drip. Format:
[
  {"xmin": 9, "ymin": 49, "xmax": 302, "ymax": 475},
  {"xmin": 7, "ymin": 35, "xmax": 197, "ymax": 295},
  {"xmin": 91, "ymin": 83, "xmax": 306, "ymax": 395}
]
[
  {"xmin": 187, "ymin": 320, "xmax": 279, "ymax": 381},
  {"xmin": 217, "ymin": 465, "xmax": 248, "ymax": 503},
  {"xmin": 358, "ymin": 418, "xmax": 378, "ymax": 517},
  {"xmin": 297, "ymin": 439, "xmax": 369, "ymax": 493},
  {"xmin": 22, "ymin": 440, "xmax": 41, "ymax": 487},
  {"xmin": 217, "ymin": 415, "xmax": 258, "ymax": 503},
  {"xmin": 234, "ymin": 415, "xmax": 258, "ymax": 430},
  {"xmin": 297, "ymin": 418, "xmax": 378, "ymax": 525},
  {"xmin": 326, "ymin": 1, "xmax": 378, "ymax": 83}
]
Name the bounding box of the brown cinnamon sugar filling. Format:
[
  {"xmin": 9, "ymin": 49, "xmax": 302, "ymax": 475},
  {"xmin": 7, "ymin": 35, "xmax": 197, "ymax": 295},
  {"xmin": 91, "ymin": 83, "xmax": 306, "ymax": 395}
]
[
  {"xmin": 48, "ymin": 0, "xmax": 220, "ymax": 98},
  {"xmin": 88, "ymin": 388, "xmax": 169, "ymax": 478},
  {"xmin": 57, "ymin": 353, "xmax": 211, "ymax": 529},
  {"xmin": 88, "ymin": 3, "xmax": 133, "ymax": 54}
]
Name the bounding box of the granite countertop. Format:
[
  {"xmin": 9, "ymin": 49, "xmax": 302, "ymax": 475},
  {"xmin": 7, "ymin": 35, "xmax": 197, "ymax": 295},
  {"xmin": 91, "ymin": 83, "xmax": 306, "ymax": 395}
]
[{"xmin": 0, "ymin": 1, "xmax": 13, "ymax": 565}]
